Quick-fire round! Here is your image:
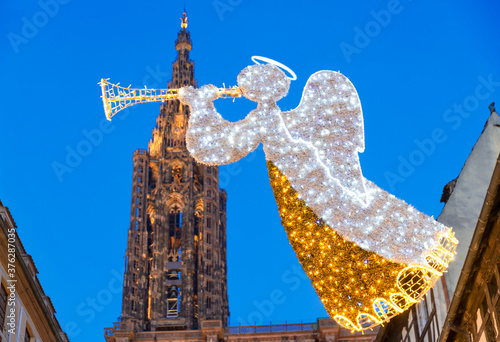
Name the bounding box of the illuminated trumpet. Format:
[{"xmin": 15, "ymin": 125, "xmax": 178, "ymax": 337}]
[{"xmin": 99, "ymin": 78, "xmax": 242, "ymax": 121}]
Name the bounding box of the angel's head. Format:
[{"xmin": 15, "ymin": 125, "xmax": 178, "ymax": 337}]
[{"xmin": 237, "ymin": 64, "xmax": 290, "ymax": 103}]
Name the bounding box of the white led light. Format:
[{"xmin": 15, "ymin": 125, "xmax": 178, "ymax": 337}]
[
  {"xmin": 251, "ymin": 56, "xmax": 297, "ymax": 80},
  {"xmin": 178, "ymin": 63, "xmax": 452, "ymax": 267}
]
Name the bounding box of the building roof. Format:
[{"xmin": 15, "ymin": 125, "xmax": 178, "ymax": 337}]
[
  {"xmin": 0, "ymin": 199, "xmax": 69, "ymax": 341},
  {"xmin": 438, "ymin": 152, "xmax": 500, "ymax": 342},
  {"xmin": 438, "ymin": 109, "xmax": 500, "ymax": 294}
]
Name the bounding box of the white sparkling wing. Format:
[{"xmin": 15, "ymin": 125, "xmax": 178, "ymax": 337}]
[{"xmin": 281, "ymin": 71, "xmax": 366, "ymax": 198}]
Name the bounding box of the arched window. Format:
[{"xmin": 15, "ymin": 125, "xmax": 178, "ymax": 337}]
[
  {"xmin": 0, "ymin": 283, "xmax": 7, "ymax": 330},
  {"xmin": 167, "ymin": 287, "xmax": 179, "ymax": 317},
  {"xmin": 169, "ymin": 207, "xmax": 181, "ymax": 229},
  {"xmin": 194, "ymin": 212, "xmax": 201, "ymax": 236}
]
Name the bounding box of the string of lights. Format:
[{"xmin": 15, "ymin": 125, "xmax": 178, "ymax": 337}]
[{"xmin": 178, "ymin": 62, "xmax": 458, "ymax": 330}]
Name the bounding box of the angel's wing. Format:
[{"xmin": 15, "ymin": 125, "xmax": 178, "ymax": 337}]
[{"xmin": 281, "ymin": 71, "xmax": 367, "ymax": 198}]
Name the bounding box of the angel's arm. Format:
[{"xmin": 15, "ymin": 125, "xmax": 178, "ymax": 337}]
[{"xmin": 179, "ymin": 85, "xmax": 261, "ymax": 165}]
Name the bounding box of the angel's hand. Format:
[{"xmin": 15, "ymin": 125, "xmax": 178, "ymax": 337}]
[
  {"xmin": 197, "ymin": 84, "xmax": 219, "ymax": 101},
  {"xmin": 178, "ymin": 86, "xmax": 197, "ymax": 106},
  {"xmin": 179, "ymin": 85, "xmax": 219, "ymax": 107}
]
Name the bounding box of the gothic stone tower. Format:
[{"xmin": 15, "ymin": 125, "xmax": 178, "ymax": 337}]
[{"xmin": 120, "ymin": 13, "xmax": 229, "ymax": 331}]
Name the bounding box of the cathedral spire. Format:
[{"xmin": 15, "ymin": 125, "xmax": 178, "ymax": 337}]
[
  {"xmin": 175, "ymin": 11, "xmax": 192, "ymax": 53},
  {"xmin": 180, "ymin": 11, "xmax": 188, "ymax": 29},
  {"xmin": 148, "ymin": 10, "xmax": 197, "ymax": 155}
]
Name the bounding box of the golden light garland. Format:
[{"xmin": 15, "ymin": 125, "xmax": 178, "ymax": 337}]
[{"xmin": 267, "ymin": 161, "xmax": 457, "ymax": 331}]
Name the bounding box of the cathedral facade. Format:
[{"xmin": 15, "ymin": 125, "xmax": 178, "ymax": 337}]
[{"xmin": 117, "ymin": 12, "xmax": 229, "ymax": 332}]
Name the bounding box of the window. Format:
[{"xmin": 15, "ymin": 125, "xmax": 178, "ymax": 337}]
[
  {"xmin": 167, "ymin": 297, "xmax": 179, "ymax": 317},
  {"xmin": 488, "ymin": 274, "xmax": 498, "ymax": 299},
  {"xmin": 207, "ymin": 203, "xmax": 211, "ymax": 213},
  {"xmin": 206, "ymin": 248, "xmax": 212, "ymax": 260},
  {"xmin": 207, "ymin": 280, "xmax": 212, "ymax": 292},
  {"xmin": 24, "ymin": 326, "xmax": 31, "ymax": 342},
  {"xmin": 206, "ymin": 232, "xmax": 211, "ymax": 244},
  {"xmin": 416, "ymin": 296, "xmax": 429, "ymax": 336},
  {"xmin": 206, "ymin": 296, "xmax": 212, "ymax": 310},
  {"xmin": 207, "ymin": 190, "xmax": 211, "ymax": 198},
  {"xmin": 484, "ymin": 318, "xmax": 496, "ymax": 341},
  {"xmin": 169, "ymin": 207, "xmax": 181, "ymax": 229},
  {"xmin": 496, "ymin": 297, "xmax": 500, "ymax": 334},
  {"xmin": 134, "ymin": 247, "xmax": 139, "ymax": 256},
  {"xmin": 131, "ymin": 300, "xmax": 136, "ymax": 311},
  {"xmin": 481, "ymin": 297, "xmax": 489, "ymax": 317},
  {"xmin": 206, "ymin": 217, "xmax": 211, "ymax": 229},
  {"xmin": 207, "ymin": 167, "xmax": 211, "ymax": 174},
  {"xmin": 166, "ymin": 286, "xmax": 179, "ymax": 317},
  {"xmin": 0, "ymin": 283, "xmax": 7, "ymax": 332},
  {"xmin": 194, "ymin": 213, "xmax": 201, "ymax": 236},
  {"xmin": 206, "ymin": 264, "xmax": 212, "ymax": 276}
]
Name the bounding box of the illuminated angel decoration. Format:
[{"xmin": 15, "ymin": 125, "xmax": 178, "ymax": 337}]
[{"xmin": 178, "ymin": 61, "xmax": 457, "ymax": 331}]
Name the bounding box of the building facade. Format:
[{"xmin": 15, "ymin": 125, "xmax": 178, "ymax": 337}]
[
  {"xmin": 376, "ymin": 106, "xmax": 500, "ymax": 342},
  {"xmin": 438, "ymin": 151, "xmax": 500, "ymax": 342},
  {"xmin": 112, "ymin": 12, "xmax": 229, "ymax": 333},
  {"xmin": 0, "ymin": 200, "xmax": 69, "ymax": 342}
]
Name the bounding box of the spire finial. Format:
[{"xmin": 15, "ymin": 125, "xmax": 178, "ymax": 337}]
[
  {"xmin": 181, "ymin": 11, "xmax": 188, "ymax": 29},
  {"xmin": 489, "ymin": 102, "xmax": 496, "ymax": 114}
]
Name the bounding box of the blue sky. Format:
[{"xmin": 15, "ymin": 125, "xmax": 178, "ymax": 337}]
[{"xmin": 1, "ymin": 1, "xmax": 500, "ymax": 341}]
